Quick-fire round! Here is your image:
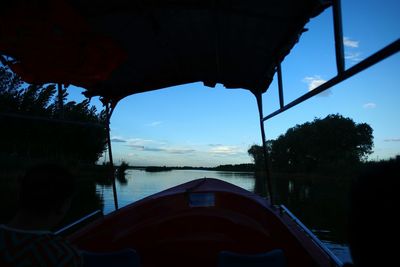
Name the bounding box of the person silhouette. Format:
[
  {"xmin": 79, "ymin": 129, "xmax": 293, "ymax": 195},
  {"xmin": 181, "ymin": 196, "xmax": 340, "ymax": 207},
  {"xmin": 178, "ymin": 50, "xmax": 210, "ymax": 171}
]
[{"xmin": 0, "ymin": 163, "xmax": 82, "ymax": 267}]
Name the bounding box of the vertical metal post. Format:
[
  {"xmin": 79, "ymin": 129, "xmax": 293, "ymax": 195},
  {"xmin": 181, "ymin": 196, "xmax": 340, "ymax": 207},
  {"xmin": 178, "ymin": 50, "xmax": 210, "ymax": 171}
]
[
  {"xmin": 277, "ymin": 64, "xmax": 284, "ymax": 109},
  {"xmin": 105, "ymin": 102, "xmax": 119, "ymax": 210},
  {"xmin": 333, "ymin": 0, "xmax": 345, "ymax": 74},
  {"xmin": 255, "ymin": 92, "xmax": 274, "ymax": 205}
]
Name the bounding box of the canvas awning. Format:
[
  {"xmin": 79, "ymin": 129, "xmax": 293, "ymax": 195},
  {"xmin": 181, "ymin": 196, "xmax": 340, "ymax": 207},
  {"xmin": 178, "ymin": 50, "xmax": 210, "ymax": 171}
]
[{"xmin": 0, "ymin": 0, "xmax": 328, "ymax": 101}]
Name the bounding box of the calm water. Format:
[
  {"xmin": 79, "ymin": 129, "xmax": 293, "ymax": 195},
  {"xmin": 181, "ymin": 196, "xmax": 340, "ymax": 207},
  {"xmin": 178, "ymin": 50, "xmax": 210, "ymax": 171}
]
[{"xmin": 96, "ymin": 169, "xmax": 352, "ymax": 263}]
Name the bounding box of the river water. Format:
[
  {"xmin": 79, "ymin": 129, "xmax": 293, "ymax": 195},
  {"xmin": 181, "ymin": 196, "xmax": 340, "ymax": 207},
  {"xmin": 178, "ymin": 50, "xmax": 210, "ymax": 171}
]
[{"xmin": 96, "ymin": 169, "xmax": 352, "ymax": 263}]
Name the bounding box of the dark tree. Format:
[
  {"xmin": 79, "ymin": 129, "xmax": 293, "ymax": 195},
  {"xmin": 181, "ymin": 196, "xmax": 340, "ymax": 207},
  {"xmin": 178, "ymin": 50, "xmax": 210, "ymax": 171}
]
[
  {"xmin": 0, "ymin": 66, "xmax": 23, "ymax": 111},
  {"xmin": 248, "ymin": 144, "xmax": 266, "ymax": 171},
  {"xmin": 0, "ymin": 66, "xmax": 107, "ymax": 166},
  {"xmin": 248, "ymin": 114, "xmax": 373, "ymax": 172}
]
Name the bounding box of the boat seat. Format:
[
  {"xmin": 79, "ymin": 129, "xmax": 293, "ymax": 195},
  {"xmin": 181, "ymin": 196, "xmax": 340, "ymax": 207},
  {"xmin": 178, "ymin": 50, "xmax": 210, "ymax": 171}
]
[
  {"xmin": 218, "ymin": 249, "xmax": 286, "ymax": 267},
  {"xmin": 81, "ymin": 249, "xmax": 140, "ymax": 267}
]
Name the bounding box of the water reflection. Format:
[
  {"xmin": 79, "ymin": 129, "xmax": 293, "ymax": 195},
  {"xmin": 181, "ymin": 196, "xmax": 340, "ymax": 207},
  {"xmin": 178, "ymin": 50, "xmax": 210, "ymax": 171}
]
[
  {"xmin": 273, "ymin": 174, "xmax": 352, "ymax": 262},
  {"xmin": 288, "ymin": 180, "xmax": 294, "ymax": 193},
  {"xmin": 253, "ymin": 172, "xmax": 268, "ymax": 197},
  {"xmin": 58, "ymin": 175, "xmax": 104, "ymax": 229},
  {"xmin": 0, "ymin": 172, "xmax": 104, "ymax": 230},
  {"xmin": 216, "ymin": 171, "xmax": 254, "ymax": 178}
]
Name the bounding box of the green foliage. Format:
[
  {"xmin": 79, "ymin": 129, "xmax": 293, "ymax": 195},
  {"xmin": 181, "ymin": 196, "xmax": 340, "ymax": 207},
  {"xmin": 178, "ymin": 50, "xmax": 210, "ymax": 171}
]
[
  {"xmin": 0, "ymin": 66, "xmax": 107, "ymax": 165},
  {"xmin": 248, "ymin": 144, "xmax": 268, "ymax": 171},
  {"xmin": 116, "ymin": 161, "xmax": 129, "ymax": 184},
  {"xmin": 248, "ymin": 114, "xmax": 374, "ymax": 173},
  {"xmin": 117, "ymin": 161, "xmax": 129, "ymax": 176}
]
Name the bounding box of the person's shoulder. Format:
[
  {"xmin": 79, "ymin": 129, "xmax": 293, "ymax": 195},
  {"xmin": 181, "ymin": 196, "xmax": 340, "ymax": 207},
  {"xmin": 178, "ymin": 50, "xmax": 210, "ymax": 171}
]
[
  {"xmin": 46, "ymin": 234, "xmax": 82, "ymax": 264},
  {"xmin": 0, "ymin": 224, "xmax": 52, "ymax": 234},
  {"xmin": 33, "ymin": 233, "xmax": 82, "ymax": 267},
  {"xmin": 41, "ymin": 232, "xmax": 81, "ymax": 254},
  {"xmin": 0, "ymin": 224, "xmax": 45, "ymax": 249},
  {"xmin": 0, "ymin": 225, "xmax": 82, "ymax": 267}
]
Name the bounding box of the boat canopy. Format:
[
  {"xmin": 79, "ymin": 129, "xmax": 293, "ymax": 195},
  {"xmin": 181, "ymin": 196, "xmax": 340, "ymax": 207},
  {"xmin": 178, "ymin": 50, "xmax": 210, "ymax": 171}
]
[{"xmin": 0, "ymin": 0, "xmax": 328, "ymax": 100}]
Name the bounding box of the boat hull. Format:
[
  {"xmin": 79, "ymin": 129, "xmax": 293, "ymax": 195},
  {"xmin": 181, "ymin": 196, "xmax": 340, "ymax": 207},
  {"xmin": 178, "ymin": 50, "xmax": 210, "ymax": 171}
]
[{"xmin": 69, "ymin": 178, "xmax": 333, "ymax": 267}]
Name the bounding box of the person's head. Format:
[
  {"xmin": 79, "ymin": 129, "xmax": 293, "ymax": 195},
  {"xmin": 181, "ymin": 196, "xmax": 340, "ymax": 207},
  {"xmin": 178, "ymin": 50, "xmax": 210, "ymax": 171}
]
[
  {"xmin": 348, "ymin": 159, "xmax": 399, "ymax": 267},
  {"xmin": 17, "ymin": 163, "xmax": 75, "ymax": 220}
]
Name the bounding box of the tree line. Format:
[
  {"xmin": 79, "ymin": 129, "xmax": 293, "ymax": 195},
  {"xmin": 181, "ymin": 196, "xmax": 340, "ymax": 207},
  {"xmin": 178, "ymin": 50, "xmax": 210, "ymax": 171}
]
[
  {"xmin": 0, "ymin": 66, "xmax": 107, "ymax": 167},
  {"xmin": 248, "ymin": 114, "xmax": 374, "ymax": 173}
]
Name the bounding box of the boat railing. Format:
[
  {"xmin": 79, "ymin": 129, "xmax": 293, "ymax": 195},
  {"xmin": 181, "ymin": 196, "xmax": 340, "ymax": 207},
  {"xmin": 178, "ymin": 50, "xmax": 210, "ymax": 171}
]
[
  {"xmin": 279, "ymin": 205, "xmax": 343, "ymax": 267},
  {"xmin": 55, "ymin": 210, "xmax": 103, "ymax": 236}
]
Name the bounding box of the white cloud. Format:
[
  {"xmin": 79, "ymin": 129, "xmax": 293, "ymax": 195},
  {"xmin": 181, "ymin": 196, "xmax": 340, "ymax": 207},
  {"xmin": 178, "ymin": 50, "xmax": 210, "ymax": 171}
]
[
  {"xmin": 111, "ymin": 136, "xmax": 163, "ymax": 146},
  {"xmin": 125, "ymin": 138, "xmax": 163, "ymax": 150},
  {"xmin": 111, "ymin": 137, "xmax": 127, "ymax": 143},
  {"xmin": 166, "ymin": 148, "xmax": 196, "ymax": 154},
  {"xmin": 146, "ymin": 121, "xmax": 163, "ymax": 127},
  {"xmin": 303, "ymin": 76, "xmax": 331, "ymax": 96},
  {"xmin": 140, "ymin": 146, "xmax": 196, "ymax": 154},
  {"xmin": 128, "ymin": 145, "xmax": 146, "ymax": 150},
  {"xmin": 126, "ymin": 140, "xmax": 196, "ymax": 154},
  {"xmin": 209, "ymin": 144, "xmax": 223, "ymax": 147},
  {"xmin": 209, "ymin": 145, "xmax": 242, "ymax": 155},
  {"xmin": 363, "ymin": 103, "xmax": 377, "ymax": 109},
  {"xmin": 345, "ymin": 52, "xmax": 362, "ymax": 62},
  {"xmin": 343, "ymin": 37, "xmax": 359, "ymax": 48},
  {"xmin": 125, "ymin": 137, "xmax": 197, "ymax": 154},
  {"xmin": 384, "ymin": 138, "xmax": 400, "ymax": 142}
]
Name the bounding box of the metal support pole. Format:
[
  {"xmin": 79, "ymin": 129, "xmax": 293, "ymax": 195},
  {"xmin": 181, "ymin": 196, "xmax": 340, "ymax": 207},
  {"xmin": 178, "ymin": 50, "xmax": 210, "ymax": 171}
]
[
  {"xmin": 254, "ymin": 92, "xmax": 274, "ymax": 205},
  {"xmin": 105, "ymin": 102, "xmax": 119, "ymax": 210},
  {"xmin": 264, "ymin": 39, "xmax": 399, "ymax": 121},
  {"xmin": 280, "ymin": 205, "xmax": 343, "ymax": 266},
  {"xmin": 277, "ymin": 63, "xmax": 284, "ymax": 109},
  {"xmin": 333, "ymin": 0, "xmax": 345, "ymax": 74}
]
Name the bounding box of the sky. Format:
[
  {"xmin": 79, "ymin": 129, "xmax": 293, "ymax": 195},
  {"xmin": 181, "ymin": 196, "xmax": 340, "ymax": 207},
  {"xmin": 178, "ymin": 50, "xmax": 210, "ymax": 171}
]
[{"xmin": 67, "ymin": 0, "xmax": 400, "ymax": 167}]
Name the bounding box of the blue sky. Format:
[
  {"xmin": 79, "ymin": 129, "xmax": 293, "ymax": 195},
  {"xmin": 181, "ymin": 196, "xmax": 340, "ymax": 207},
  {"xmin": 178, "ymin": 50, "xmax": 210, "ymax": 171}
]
[{"xmin": 68, "ymin": 0, "xmax": 400, "ymax": 167}]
